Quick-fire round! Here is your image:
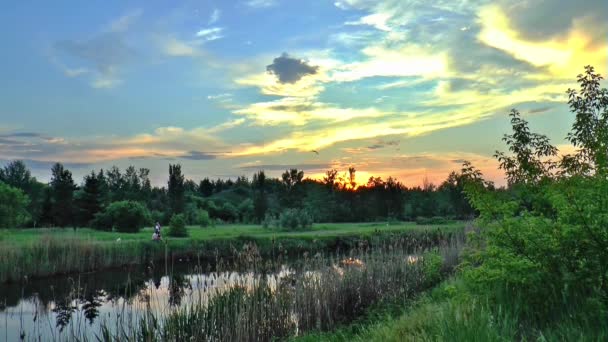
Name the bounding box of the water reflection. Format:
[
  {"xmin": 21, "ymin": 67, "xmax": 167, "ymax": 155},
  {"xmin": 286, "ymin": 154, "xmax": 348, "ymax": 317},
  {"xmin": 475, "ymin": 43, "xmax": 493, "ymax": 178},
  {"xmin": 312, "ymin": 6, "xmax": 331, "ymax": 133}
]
[{"xmin": 0, "ymin": 261, "xmax": 296, "ymax": 341}]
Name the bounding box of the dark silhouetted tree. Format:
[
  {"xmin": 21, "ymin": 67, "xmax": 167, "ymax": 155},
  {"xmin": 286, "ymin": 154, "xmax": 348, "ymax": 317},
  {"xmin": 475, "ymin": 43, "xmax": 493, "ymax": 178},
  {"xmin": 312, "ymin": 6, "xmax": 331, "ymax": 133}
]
[{"xmin": 168, "ymin": 164, "xmax": 185, "ymax": 215}]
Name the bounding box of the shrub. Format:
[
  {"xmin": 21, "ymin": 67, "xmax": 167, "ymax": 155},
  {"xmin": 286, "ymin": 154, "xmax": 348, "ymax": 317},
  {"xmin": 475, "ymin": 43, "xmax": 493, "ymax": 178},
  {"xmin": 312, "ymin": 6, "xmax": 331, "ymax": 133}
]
[
  {"xmin": 92, "ymin": 201, "xmax": 150, "ymax": 233},
  {"xmin": 278, "ymin": 209, "xmax": 313, "ymax": 230},
  {"xmin": 197, "ymin": 209, "xmax": 212, "ymax": 228},
  {"xmin": 168, "ymin": 214, "xmax": 188, "ymax": 237}
]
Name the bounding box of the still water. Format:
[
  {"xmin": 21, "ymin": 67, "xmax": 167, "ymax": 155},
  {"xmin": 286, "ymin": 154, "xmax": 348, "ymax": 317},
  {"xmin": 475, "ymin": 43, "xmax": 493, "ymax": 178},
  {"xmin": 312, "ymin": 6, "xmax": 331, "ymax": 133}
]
[{"xmin": 0, "ymin": 260, "xmax": 296, "ymax": 341}]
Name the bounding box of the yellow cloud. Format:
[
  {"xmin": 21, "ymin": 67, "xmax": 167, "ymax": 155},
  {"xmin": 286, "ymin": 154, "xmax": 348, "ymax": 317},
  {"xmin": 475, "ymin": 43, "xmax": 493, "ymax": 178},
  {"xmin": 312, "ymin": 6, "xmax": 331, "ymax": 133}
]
[
  {"xmin": 332, "ymin": 44, "xmax": 448, "ymax": 82},
  {"xmin": 478, "ymin": 5, "xmax": 607, "ymax": 78},
  {"xmin": 234, "ymin": 97, "xmax": 388, "ymax": 126}
]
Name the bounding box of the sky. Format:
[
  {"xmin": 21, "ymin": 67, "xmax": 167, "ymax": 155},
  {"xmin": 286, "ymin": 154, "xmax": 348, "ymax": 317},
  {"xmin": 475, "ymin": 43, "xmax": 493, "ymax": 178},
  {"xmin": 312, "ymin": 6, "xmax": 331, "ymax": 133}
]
[{"xmin": 0, "ymin": 0, "xmax": 606, "ymax": 187}]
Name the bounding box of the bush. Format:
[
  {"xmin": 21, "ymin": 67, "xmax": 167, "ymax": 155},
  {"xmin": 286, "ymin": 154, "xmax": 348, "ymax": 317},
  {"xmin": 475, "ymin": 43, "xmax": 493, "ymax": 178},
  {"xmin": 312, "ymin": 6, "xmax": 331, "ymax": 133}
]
[
  {"xmin": 278, "ymin": 209, "xmax": 313, "ymax": 230},
  {"xmin": 168, "ymin": 214, "xmax": 188, "ymax": 237},
  {"xmin": 197, "ymin": 209, "xmax": 212, "ymax": 227},
  {"xmin": 92, "ymin": 201, "xmax": 150, "ymax": 233}
]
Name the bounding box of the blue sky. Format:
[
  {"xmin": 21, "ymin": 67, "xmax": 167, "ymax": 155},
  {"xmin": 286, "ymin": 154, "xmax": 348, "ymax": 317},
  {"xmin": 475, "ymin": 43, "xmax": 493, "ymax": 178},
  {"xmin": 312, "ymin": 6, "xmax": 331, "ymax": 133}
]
[{"xmin": 0, "ymin": 0, "xmax": 606, "ymax": 186}]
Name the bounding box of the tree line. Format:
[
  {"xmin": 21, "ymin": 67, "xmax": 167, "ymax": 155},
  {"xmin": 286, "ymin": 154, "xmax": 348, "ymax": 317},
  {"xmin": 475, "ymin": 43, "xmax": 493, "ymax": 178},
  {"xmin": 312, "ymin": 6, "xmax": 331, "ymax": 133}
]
[{"xmin": 0, "ymin": 158, "xmax": 486, "ymax": 229}]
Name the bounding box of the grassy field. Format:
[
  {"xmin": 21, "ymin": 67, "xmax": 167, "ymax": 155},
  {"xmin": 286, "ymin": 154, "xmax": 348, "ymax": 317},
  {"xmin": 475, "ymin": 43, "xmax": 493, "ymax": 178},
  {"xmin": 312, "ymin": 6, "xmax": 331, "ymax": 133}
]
[
  {"xmin": 0, "ymin": 222, "xmax": 465, "ymax": 283},
  {"xmin": 0, "ymin": 221, "xmax": 464, "ymax": 245}
]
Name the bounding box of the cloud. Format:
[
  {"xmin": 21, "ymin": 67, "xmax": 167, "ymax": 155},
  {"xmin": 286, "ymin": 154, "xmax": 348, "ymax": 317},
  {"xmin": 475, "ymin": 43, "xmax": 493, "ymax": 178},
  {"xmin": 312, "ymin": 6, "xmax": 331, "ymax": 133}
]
[
  {"xmin": 53, "ymin": 10, "xmax": 139, "ymax": 89},
  {"xmin": 477, "ymin": 4, "xmax": 607, "ymax": 78},
  {"xmin": 179, "ymin": 151, "xmax": 218, "ymax": 160},
  {"xmin": 208, "ymin": 9, "xmax": 221, "ymax": 25},
  {"xmin": 528, "ymin": 106, "xmax": 552, "ymax": 115},
  {"xmin": 237, "ymin": 162, "xmax": 331, "ymax": 171},
  {"xmin": 266, "ymin": 53, "xmax": 320, "ymax": 84},
  {"xmin": 244, "ymin": 0, "xmax": 278, "ymax": 8},
  {"xmin": 196, "ymin": 27, "xmax": 224, "ymax": 41},
  {"xmin": 161, "ymin": 36, "xmax": 201, "ymax": 57},
  {"xmin": 331, "ymin": 44, "xmax": 448, "ymax": 82},
  {"xmin": 234, "ymin": 97, "xmax": 387, "ymax": 126},
  {"xmin": 108, "ymin": 9, "xmax": 142, "ymax": 33}
]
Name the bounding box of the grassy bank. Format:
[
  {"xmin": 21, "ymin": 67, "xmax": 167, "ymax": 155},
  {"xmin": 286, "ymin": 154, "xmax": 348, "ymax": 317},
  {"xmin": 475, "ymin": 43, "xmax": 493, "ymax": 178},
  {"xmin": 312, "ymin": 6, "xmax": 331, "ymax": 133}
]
[
  {"xmin": 0, "ymin": 222, "xmax": 465, "ymax": 283},
  {"xmin": 296, "ymin": 277, "xmax": 608, "ymax": 341}
]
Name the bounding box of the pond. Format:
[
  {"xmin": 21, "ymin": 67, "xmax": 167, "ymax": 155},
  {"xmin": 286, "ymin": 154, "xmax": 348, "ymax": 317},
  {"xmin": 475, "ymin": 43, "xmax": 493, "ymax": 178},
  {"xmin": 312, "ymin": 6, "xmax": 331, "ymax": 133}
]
[{"xmin": 0, "ymin": 259, "xmax": 297, "ymax": 341}]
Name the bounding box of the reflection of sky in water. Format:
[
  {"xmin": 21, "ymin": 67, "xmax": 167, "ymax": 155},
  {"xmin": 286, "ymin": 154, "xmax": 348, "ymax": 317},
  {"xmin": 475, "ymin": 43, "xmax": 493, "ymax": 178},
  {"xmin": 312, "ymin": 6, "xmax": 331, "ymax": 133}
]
[{"xmin": 0, "ymin": 267, "xmax": 294, "ymax": 341}]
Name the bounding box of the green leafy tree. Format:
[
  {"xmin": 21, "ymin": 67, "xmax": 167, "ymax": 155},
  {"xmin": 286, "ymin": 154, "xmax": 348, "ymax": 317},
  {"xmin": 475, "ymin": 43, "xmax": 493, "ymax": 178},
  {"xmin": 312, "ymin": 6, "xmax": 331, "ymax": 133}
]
[
  {"xmin": 50, "ymin": 163, "xmax": 76, "ymax": 227},
  {"xmin": 494, "ymin": 109, "xmax": 557, "ymax": 185},
  {"xmin": 0, "ymin": 181, "xmax": 30, "ymax": 228},
  {"xmin": 562, "ymin": 65, "xmax": 608, "ymax": 176},
  {"xmin": 0, "ymin": 160, "xmax": 44, "ymax": 226},
  {"xmin": 92, "ymin": 200, "xmax": 150, "ymax": 233}
]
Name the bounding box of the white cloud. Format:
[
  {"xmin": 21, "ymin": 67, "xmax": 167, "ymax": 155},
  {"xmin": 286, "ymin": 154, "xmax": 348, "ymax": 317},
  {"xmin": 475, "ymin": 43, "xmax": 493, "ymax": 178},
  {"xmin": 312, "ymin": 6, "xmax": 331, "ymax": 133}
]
[
  {"xmin": 196, "ymin": 27, "xmax": 224, "ymax": 41},
  {"xmin": 162, "ymin": 36, "xmax": 201, "ymax": 57},
  {"xmin": 245, "ymin": 0, "xmax": 278, "ymax": 8},
  {"xmin": 208, "ymin": 9, "xmax": 221, "ymax": 25}
]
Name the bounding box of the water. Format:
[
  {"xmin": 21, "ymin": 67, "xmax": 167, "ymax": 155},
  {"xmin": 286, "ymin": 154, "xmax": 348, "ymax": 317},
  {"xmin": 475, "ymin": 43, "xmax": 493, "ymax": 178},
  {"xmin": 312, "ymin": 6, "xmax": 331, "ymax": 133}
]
[{"xmin": 0, "ymin": 260, "xmax": 296, "ymax": 341}]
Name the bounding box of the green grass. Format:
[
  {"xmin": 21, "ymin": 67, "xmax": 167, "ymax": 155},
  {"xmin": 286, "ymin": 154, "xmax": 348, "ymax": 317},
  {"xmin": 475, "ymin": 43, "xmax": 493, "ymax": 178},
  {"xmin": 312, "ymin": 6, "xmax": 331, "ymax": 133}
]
[
  {"xmin": 0, "ymin": 222, "xmax": 465, "ymax": 283},
  {"xmin": 1, "ymin": 221, "xmax": 464, "ymax": 244}
]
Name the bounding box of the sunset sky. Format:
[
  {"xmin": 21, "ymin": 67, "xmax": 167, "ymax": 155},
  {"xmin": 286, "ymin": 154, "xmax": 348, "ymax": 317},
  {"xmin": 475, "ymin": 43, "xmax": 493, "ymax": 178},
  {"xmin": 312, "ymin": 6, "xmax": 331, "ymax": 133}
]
[{"xmin": 0, "ymin": 0, "xmax": 606, "ymax": 186}]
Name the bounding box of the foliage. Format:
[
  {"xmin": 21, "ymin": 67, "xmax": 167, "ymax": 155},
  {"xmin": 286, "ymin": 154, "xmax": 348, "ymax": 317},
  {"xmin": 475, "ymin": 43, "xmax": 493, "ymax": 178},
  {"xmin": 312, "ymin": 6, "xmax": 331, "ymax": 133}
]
[
  {"xmin": 279, "ymin": 208, "xmax": 313, "ymax": 230},
  {"xmin": 168, "ymin": 214, "xmax": 188, "ymax": 237},
  {"xmin": 50, "ymin": 163, "xmax": 76, "ymax": 227},
  {"xmin": 92, "ymin": 201, "xmax": 150, "ymax": 233},
  {"xmin": 197, "ymin": 209, "xmax": 212, "ymax": 227},
  {"xmin": 494, "ymin": 109, "xmax": 557, "ymax": 185},
  {"xmin": 0, "ymin": 181, "xmax": 30, "ymax": 228},
  {"xmin": 562, "ymin": 65, "xmax": 608, "ymax": 175},
  {"xmin": 461, "ymin": 66, "xmax": 608, "ymax": 327},
  {"xmin": 168, "ymin": 164, "xmax": 185, "ymax": 215}
]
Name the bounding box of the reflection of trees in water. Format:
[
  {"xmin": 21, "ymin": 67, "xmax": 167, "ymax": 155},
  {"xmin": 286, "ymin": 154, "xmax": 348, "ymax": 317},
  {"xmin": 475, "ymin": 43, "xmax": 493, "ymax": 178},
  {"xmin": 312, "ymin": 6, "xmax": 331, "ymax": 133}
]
[
  {"xmin": 168, "ymin": 274, "xmax": 190, "ymax": 307},
  {"xmin": 81, "ymin": 290, "xmax": 105, "ymax": 325},
  {"xmin": 52, "ymin": 300, "xmax": 77, "ymax": 332}
]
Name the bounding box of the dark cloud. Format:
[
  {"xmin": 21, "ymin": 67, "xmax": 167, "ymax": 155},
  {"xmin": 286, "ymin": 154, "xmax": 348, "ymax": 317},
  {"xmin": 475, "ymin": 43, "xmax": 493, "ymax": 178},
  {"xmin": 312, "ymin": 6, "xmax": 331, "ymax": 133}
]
[
  {"xmin": 266, "ymin": 53, "xmax": 319, "ymax": 84},
  {"xmin": 238, "ymin": 163, "xmax": 331, "ymax": 172},
  {"xmin": 0, "ymin": 132, "xmax": 43, "ymax": 138},
  {"xmin": 366, "ymin": 139, "xmax": 400, "ymax": 150},
  {"xmin": 528, "ymin": 106, "xmax": 552, "ymax": 114},
  {"xmin": 0, "ymin": 159, "xmax": 92, "ymax": 172},
  {"xmin": 55, "ymin": 32, "xmax": 134, "ymax": 75},
  {"xmin": 179, "ymin": 151, "xmax": 217, "ymax": 160},
  {"xmin": 504, "ymin": 0, "xmax": 608, "ymax": 43}
]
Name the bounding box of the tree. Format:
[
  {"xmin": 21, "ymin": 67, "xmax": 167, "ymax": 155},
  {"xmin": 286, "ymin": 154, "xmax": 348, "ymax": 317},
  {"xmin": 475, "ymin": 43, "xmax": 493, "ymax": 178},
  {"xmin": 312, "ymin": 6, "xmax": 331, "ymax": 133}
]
[
  {"xmin": 198, "ymin": 178, "xmax": 214, "ymax": 197},
  {"xmin": 252, "ymin": 171, "xmax": 268, "ymax": 222},
  {"xmin": 0, "ymin": 160, "xmax": 44, "ymax": 226},
  {"xmin": 168, "ymin": 164, "xmax": 185, "ymax": 215},
  {"xmin": 281, "ymin": 169, "xmax": 304, "ymax": 208},
  {"xmin": 79, "ymin": 171, "xmax": 105, "ymax": 225},
  {"xmin": 0, "ymin": 181, "xmax": 30, "ymax": 228},
  {"xmin": 50, "ymin": 163, "xmax": 76, "ymax": 227},
  {"xmin": 494, "ymin": 109, "xmax": 557, "ymax": 185},
  {"xmin": 106, "ymin": 166, "xmax": 124, "ymax": 202},
  {"xmin": 562, "ymin": 65, "xmax": 608, "ymax": 175},
  {"xmin": 92, "ymin": 200, "xmax": 150, "ymax": 233}
]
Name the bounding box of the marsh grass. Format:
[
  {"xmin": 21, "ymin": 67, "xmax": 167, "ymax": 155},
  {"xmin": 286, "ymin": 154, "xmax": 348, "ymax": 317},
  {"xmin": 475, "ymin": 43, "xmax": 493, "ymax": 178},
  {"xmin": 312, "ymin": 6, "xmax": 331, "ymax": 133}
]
[
  {"xmin": 0, "ymin": 223, "xmax": 465, "ymax": 283},
  {"xmin": 83, "ymin": 233, "xmax": 464, "ymax": 341},
  {"xmin": 7, "ymin": 229, "xmax": 465, "ymax": 341}
]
